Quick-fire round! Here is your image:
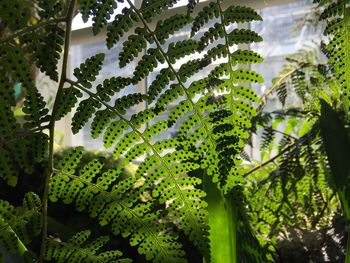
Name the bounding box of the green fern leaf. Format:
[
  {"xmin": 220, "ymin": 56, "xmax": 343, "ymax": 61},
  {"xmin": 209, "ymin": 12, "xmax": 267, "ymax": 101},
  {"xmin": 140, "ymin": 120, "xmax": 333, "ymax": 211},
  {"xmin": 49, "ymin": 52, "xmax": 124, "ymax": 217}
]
[
  {"xmin": 0, "ymin": 0, "xmax": 30, "ymax": 31},
  {"xmin": 0, "ymin": 92, "xmax": 18, "ymax": 137},
  {"xmin": 199, "ymin": 23, "xmax": 225, "ymax": 49},
  {"xmin": 119, "ymin": 33, "xmax": 148, "ymax": 68},
  {"xmin": 96, "ymin": 76, "xmax": 132, "ymax": 102},
  {"xmin": 50, "ymin": 147, "xmax": 189, "ymax": 262},
  {"xmin": 21, "ymin": 25, "xmax": 65, "ymax": 81},
  {"xmin": 130, "ymin": 108, "xmax": 157, "ymax": 128},
  {"xmin": 72, "ymin": 98, "xmax": 101, "ymax": 134},
  {"xmin": 37, "ymin": 0, "xmax": 64, "ymax": 19},
  {"xmin": 73, "ymin": 53, "xmax": 105, "ymax": 89},
  {"xmin": 147, "ymin": 68, "xmax": 176, "ymax": 102},
  {"xmin": 191, "ymin": 2, "xmax": 219, "ymax": 36},
  {"xmin": 114, "ymin": 93, "xmax": 146, "ymax": 114},
  {"xmin": 178, "ymin": 59, "xmax": 208, "ymax": 82},
  {"xmin": 133, "ymin": 48, "xmax": 164, "ymax": 83},
  {"xmin": 155, "ymin": 84, "xmax": 184, "ymax": 110},
  {"xmin": 231, "ymin": 50, "xmax": 264, "ymax": 65},
  {"xmin": 0, "ymin": 192, "xmax": 42, "ymax": 254},
  {"xmin": 223, "ymin": 5, "xmax": 262, "ymax": 24},
  {"xmin": 140, "ymin": 0, "xmax": 178, "ymax": 23},
  {"xmin": 63, "ymin": 2, "xmax": 265, "ymax": 261},
  {"xmin": 167, "ymin": 39, "xmax": 199, "ymax": 64},
  {"xmin": 32, "ymin": 132, "xmax": 49, "ymax": 162},
  {"xmin": 276, "ymin": 82, "xmax": 287, "ymax": 106},
  {"xmin": 90, "ymin": 109, "xmax": 116, "ymax": 139},
  {"xmin": 23, "ymin": 86, "xmax": 50, "ymax": 129},
  {"xmin": 55, "ymin": 86, "xmax": 83, "ymax": 121},
  {"xmin": 45, "ymin": 230, "xmax": 127, "ymax": 263},
  {"xmin": 78, "ymin": 0, "xmax": 119, "ymax": 35},
  {"xmin": 227, "ymin": 28, "xmax": 263, "ymax": 45},
  {"xmin": 155, "ymin": 14, "xmax": 193, "ymax": 44},
  {"xmin": 0, "ymin": 149, "xmax": 18, "ymax": 187},
  {"xmin": 319, "ymin": 0, "xmax": 350, "ymax": 111},
  {"xmin": 103, "ymin": 120, "xmax": 129, "ymax": 148},
  {"xmin": 106, "ymin": 8, "xmax": 138, "ymax": 49}
]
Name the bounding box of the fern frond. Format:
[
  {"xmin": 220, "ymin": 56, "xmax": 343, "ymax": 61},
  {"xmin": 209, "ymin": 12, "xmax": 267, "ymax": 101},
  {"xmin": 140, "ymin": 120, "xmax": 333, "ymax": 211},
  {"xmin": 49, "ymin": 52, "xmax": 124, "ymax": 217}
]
[
  {"xmin": 223, "ymin": 5, "xmax": 263, "ymax": 24},
  {"xmin": 318, "ymin": 0, "xmax": 350, "ymax": 111},
  {"xmin": 78, "ymin": 0, "xmax": 119, "ymax": 35},
  {"xmin": 21, "ymin": 24, "xmax": 65, "ymax": 81},
  {"xmin": 155, "ymin": 14, "xmax": 193, "ymax": 44},
  {"xmin": 64, "ymin": 1, "xmax": 265, "ymax": 261},
  {"xmin": 276, "ymin": 82, "xmax": 287, "ymax": 106},
  {"xmin": 191, "ymin": 2, "xmax": 219, "ymax": 36},
  {"xmin": 0, "ymin": 192, "xmax": 42, "ymax": 255},
  {"xmin": 119, "ymin": 33, "xmax": 148, "ymax": 68},
  {"xmin": 44, "ymin": 230, "xmax": 129, "ymax": 263},
  {"xmin": 167, "ymin": 39, "xmax": 199, "ymax": 64},
  {"xmin": 0, "ymin": 0, "xmax": 31, "ymax": 31},
  {"xmin": 140, "ymin": 0, "xmax": 178, "ymax": 23},
  {"xmin": 147, "ymin": 68, "xmax": 176, "ymax": 102},
  {"xmin": 73, "ymin": 53, "xmax": 105, "ymax": 89},
  {"xmin": 261, "ymin": 126, "xmax": 275, "ymax": 150},
  {"xmin": 37, "ymin": 0, "xmax": 64, "ymax": 19},
  {"xmin": 55, "ymin": 86, "xmax": 83, "ymax": 121},
  {"xmin": 50, "ymin": 147, "xmax": 193, "ymax": 262}
]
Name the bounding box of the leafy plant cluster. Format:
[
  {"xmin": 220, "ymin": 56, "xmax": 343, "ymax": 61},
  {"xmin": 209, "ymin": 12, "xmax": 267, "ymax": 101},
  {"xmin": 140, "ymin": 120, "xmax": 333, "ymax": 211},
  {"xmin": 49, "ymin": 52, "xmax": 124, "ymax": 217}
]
[
  {"xmin": 2, "ymin": 0, "xmax": 350, "ymax": 262},
  {"xmin": 0, "ymin": 0, "xmax": 268, "ymax": 262},
  {"xmin": 243, "ymin": 0, "xmax": 350, "ymax": 260}
]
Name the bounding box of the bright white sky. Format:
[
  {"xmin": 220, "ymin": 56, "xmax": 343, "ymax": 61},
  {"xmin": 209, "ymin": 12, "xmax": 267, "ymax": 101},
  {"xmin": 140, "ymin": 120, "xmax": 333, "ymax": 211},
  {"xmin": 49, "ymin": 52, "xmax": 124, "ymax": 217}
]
[{"xmin": 72, "ymin": 0, "xmax": 190, "ymax": 31}]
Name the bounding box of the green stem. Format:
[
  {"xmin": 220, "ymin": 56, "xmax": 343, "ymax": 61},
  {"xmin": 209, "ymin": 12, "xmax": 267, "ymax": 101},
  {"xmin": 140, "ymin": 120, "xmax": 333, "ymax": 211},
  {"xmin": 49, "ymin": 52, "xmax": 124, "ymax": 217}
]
[
  {"xmin": 242, "ymin": 142, "xmax": 297, "ymax": 177},
  {"xmin": 203, "ymin": 176, "xmax": 237, "ymax": 263},
  {"xmin": 257, "ymin": 68, "xmax": 295, "ymax": 111},
  {"xmin": 38, "ymin": 1, "xmax": 77, "ymax": 262},
  {"xmin": 227, "ymin": 197, "xmax": 238, "ymax": 263},
  {"xmin": 346, "ymin": 224, "xmax": 350, "ymax": 263}
]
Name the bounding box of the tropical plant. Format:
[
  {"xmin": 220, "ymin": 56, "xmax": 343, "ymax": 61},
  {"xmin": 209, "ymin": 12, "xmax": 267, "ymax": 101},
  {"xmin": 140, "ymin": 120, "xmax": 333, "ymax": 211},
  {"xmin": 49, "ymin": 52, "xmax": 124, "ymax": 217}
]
[
  {"xmin": 245, "ymin": 47, "xmax": 340, "ymax": 262},
  {"xmin": 0, "ymin": 0, "xmax": 267, "ymax": 262},
  {"xmin": 241, "ymin": 0, "xmax": 350, "ymax": 260}
]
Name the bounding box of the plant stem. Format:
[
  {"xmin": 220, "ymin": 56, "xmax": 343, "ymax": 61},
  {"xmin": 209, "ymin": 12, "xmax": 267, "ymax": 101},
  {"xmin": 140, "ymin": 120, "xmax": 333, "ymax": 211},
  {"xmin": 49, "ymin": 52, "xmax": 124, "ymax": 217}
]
[
  {"xmin": 203, "ymin": 176, "xmax": 237, "ymax": 263},
  {"xmin": 243, "ymin": 142, "xmax": 297, "ymax": 177},
  {"xmin": 38, "ymin": 1, "xmax": 77, "ymax": 262},
  {"xmin": 346, "ymin": 224, "xmax": 350, "ymax": 263},
  {"xmin": 257, "ymin": 69, "xmax": 295, "ymax": 111}
]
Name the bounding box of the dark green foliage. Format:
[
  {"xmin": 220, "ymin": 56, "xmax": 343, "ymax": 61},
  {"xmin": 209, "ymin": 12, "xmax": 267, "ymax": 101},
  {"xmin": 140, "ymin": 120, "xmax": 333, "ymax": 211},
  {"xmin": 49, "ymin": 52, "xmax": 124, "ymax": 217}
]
[
  {"xmin": 155, "ymin": 14, "xmax": 192, "ymax": 44},
  {"xmin": 140, "ymin": 0, "xmax": 178, "ymax": 23},
  {"xmin": 37, "ymin": 0, "xmax": 64, "ymax": 19},
  {"xmin": 78, "ymin": 0, "xmax": 119, "ymax": 35},
  {"xmin": 106, "ymin": 8, "xmax": 138, "ymax": 49},
  {"xmin": 55, "ymin": 87, "xmax": 83, "ymax": 121},
  {"xmin": 320, "ymin": 100, "xmax": 350, "ymax": 221},
  {"xmin": 191, "ymin": 2, "xmax": 219, "ymax": 36},
  {"xmin": 0, "ymin": 192, "xmax": 42, "ymax": 255},
  {"xmin": 45, "ymin": 230, "xmax": 128, "ymax": 262},
  {"xmin": 119, "ymin": 33, "xmax": 147, "ymax": 68},
  {"xmin": 21, "ymin": 25, "xmax": 65, "ymax": 81},
  {"xmin": 246, "ymin": 46, "xmax": 344, "ymax": 261},
  {"xmin": 316, "ymin": 0, "xmax": 350, "ymax": 111},
  {"xmin": 0, "ymin": 0, "xmax": 31, "ymax": 31},
  {"xmin": 0, "ymin": 0, "xmax": 267, "ymax": 262},
  {"xmin": 73, "ymin": 53, "xmax": 105, "ymax": 89},
  {"xmin": 49, "ymin": 147, "xmax": 205, "ymax": 262}
]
